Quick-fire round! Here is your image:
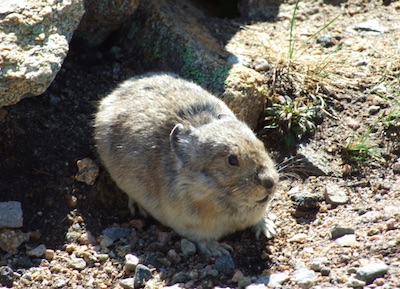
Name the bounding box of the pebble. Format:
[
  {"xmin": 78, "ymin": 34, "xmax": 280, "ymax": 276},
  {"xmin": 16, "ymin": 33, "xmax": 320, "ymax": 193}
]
[
  {"xmin": 54, "ymin": 278, "xmax": 68, "ymax": 288},
  {"xmin": 368, "ymin": 105, "xmax": 381, "ymax": 115},
  {"xmin": 320, "ymin": 266, "xmax": 330, "ymax": 276},
  {"xmin": 133, "ymin": 264, "xmax": 152, "ymax": 289},
  {"xmin": 324, "ymin": 183, "xmax": 349, "ymax": 205},
  {"xmin": 0, "ymin": 201, "xmax": 23, "ymax": 228},
  {"xmin": 124, "ymin": 254, "xmax": 140, "ymax": 273},
  {"xmin": 120, "ymin": 277, "xmax": 135, "ymax": 289},
  {"xmin": 170, "ymin": 272, "xmax": 189, "ymax": 284},
  {"xmin": 237, "ymin": 276, "xmax": 252, "ymax": 288},
  {"xmin": 180, "ymin": 239, "xmax": 197, "ymax": 256},
  {"xmin": 75, "ymin": 158, "xmax": 99, "ymax": 186},
  {"xmin": 69, "ymin": 257, "xmax": 87, "ymax": 270},
  {"xmin": 335, "ymin": 234, "xmax": 359, "ymax": 247},
  {"xmin": 392, "ymin": 161, "xmax": 400, "ymax": 174},
  {"xmin": 293, "ymin": 268, "xmax": 317, "ymax": 289},
  {"xmin": 27, "ymin": 244, "xmax": 46, "ymax": 258},
  {"xmin": 215, "ymin": 254, "xmax": 235, "ymax": 275},
  {"xmin": 347, "ymin": 277, "xmax": 366, "ymax": 288},
  {"xmin": 45, "ymin": 249, "xmax": 55, "ymax": 261},
  {"xmin": 288, "ymin": 233, "xmax": 308, "ymax": 243},
  {"xmin": 356, "ymin": 262, "xmax": 388, "ymax": 284},
  {"xmin": 355, "ymin": 19, "xmax": 388, "ymax": 33},
  {"xmin": 252, "ymin": 58, "xmax": 271, "ymax": 71},
  {"xmin": 78, "ymin": 231, "xmax": 96, "ymax": 245},
  {"xmin": 345, "ymin": 117, "xmax": 361, "ymax": 130},
  {"xmin": 316, "ymin": 35, "xmax": 335, "ymax": 47},
  {"xmin": 289, "ymin": 189, "xmax": 321, "ymax": 211},
  {"xmin": 0, "ymin": 266, "xmax": 14, "ymax": 287},
  {"xmin": 329, "ymin": 225, "xmax": 355, "ymax": 239},
  {"xmin": 167, "ymin": 249, "xmax": 181, "ymax": 263},
  {"xmin": 310, "ymin": 257, "xmax": 328, "ymax": 271},
  {"xmin": 98, "ymin": 235, "xmax": 114, "ymax": 248},
  {"xmin": 0, "ymin": 229, "xmax": 30, "ymax": 254},
  {"xmin": 256, "ymin": 272, "xmax": 290, "ymax": 287},
  {"xmin": 102, "ymin": 227, "xmax": 131, "ymax": 241}
]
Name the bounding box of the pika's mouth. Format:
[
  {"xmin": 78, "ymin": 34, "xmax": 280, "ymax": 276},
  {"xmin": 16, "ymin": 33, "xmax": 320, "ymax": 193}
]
[{"xmin": 257, "ymin": 194, "xmax": 270, "ymax": 204}]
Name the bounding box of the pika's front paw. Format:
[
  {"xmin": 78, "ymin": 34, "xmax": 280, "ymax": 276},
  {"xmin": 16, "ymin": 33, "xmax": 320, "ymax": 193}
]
[
  {"xmin": 196, "ymin": 240, "xmax": 233, "ymax": 257},
  {"xmin": 254, "ymin": 217, "xmax": 277, "ymax": 239}
]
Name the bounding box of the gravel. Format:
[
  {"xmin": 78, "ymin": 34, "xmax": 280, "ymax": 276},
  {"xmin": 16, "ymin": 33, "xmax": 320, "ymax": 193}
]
[{"xmin": 1, "ymin": 1, "xmax": 400, "ymax": 288}]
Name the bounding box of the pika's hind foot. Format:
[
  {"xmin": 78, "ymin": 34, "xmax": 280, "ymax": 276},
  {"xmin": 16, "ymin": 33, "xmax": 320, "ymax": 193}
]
[
  {"xmin": 196, "ymin": 240, "xmax": 233, "ymax": 257},
  {"xmin": 128, "ymin": 197, "xmax": 148, "ymax": 217},
  {"xmin": 254, "ymin": 216, "xmax": 277, "ymax": 239}
]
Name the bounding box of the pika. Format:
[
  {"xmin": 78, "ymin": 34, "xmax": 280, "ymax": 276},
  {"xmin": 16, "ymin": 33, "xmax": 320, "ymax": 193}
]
[{"xmin": 94, "ymin": 73, "xmax": 279, "ymax": 256}]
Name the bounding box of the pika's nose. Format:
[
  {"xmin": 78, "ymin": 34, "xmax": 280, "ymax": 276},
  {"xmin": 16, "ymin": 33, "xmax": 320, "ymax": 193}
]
[{"xmin": 261, "ymin": 177, "xmax": 275, "ymax": 189}]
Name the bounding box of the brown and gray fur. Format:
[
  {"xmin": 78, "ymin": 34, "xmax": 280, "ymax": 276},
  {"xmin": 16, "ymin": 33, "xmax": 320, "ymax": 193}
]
[{"xmin": 94, "ymin": 73, "xmax": 279, "ymax": 256}]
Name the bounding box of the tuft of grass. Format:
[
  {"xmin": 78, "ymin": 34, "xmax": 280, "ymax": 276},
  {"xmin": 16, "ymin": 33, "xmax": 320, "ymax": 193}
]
[
  {"xmin": 343, "ymin": 84, "xmax": 400, "ymax": 162},
  {"xmin": 262, "ymin": 94, "xmax": 323, "ymax": 147},
  {"xmin": 260, "ymin": 0, "xmax": 338, "ymax": 147}
]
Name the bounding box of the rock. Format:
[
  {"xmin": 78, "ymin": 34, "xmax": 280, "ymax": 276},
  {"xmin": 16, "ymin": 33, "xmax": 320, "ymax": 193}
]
[
  {"xmin": 392, "ymin": 160, "xmax": 400, "ymax": 174},
  {"xmin": 0, "ymin": 229, "xmax": 30, "ymax": 254},
  {"xmin": 293, "ymin": 268, "xmax": 317, "ymax": 289},
  {"xmin": 170, "ymin": 272, "xmax": 189, "ymax": 284},
  {"xmin": 133, "ymin": 264, "xmax": 152, "ymax": 289},
  {"xmin": 345, "ymin": 117, "xmax": 361, "ymax": 130},
  {"xmin": 296, "ymin": 144, "xmax": 334, "ymax": 175},
  {"xmin": 215, "ymin": 254, "xmax": 235, "ymax": 275},
  {"xmin": 310, "ymin": 257, "xmax": 329, "ymax": 272},
  {"xmin": 101, "ymin": 227, "xmax": 131, "ymax": 241},
  {"xmin": 237, "ymin": 276, "xmax": 252, "ymax": 288},
  {"xmin": 98, "ymin": 234, "xmax": 114, "ymax": 248},
  {"xmin": 288, "ymin": 233, "xmax": 308, "ymax": 243},
  {"xmin": 120, "ymin": 0, "xmax": 264, "ymax": 128},
  {"xmin": 324, "ymin": 183, "xmax": 349, "ymax": 206},
  {"xmin": 45, "ymin": 249, "xmax": 55, "ymax": 261},
  {"xmin": 356, "ymin": 262, "xmax": 389, "ymax": 284},
  {"xmin": 0, "ymin": 201, "xmax": 23, "ymax": 228},
  {"xmin": 69, "ymin": 257, "xmax": 86, "ymax": 270},
  {"xmin": 124, "ymin": 254, "xmax": 140, "ymax": 273},
  {"xmin": 316, "ymin": 35, "xmax": 335, "ymax": 48},
  {"xmin": 256, "ymin": 272, "xmax": 290, "ymax": 287},
  {"xmin": 0, "ymin": 266, "xmax": 14, "ymax": 287},
  {"xmin": 252, "ymin": 58, "xmax": 271, "ymax": 72},
  {"xmin": 329, "ymin": 225, "xmax": 355, "ymax": 240},
  {"xmin": 75, "ymin": 158, "xmax": 99, "ymax": 186},
  {"xmin": 0, "ymin": 0, "xmax": 84, "ymax": 106},
  {"xmin": 289, "ymin": 187, "xmax": 321, "ymax": 211},
  {"xmin": 347, "ymin": 277, "xmax": 366, "ymax": 288},
  {"xmin": 76, "ymin": 0, "xmax": 139, "ymax": 47},
  {"xmin": 120, "ymin": 277, "xmax": 135, "ymax": 289},
  {"xmin": 355, "ymin": 19, "xmax": 388, "ymax": 33},
  {"xmin": 180, "ymin": 239, "xmax": 197, "ymax": 256},
  {"xmin": 27, "ymin": 244, "xmax": 46, "ymax": 258},
  {"xmin": 368, "ymin": 105, "xmax": 381, "ymax": 115},
  {"xmin": 335, "ymin": 234, "xmax": 359, "ymax": 247}
]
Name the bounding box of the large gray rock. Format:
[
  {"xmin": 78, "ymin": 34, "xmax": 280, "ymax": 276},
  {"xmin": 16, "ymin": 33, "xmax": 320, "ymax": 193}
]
[
  {"xmin": 121, "ymin": 0, "xmax": 265, "ymax": 128},
  {"xmin": 0, "ymin": 201, "xmax": 23, "ymax": 228},
  {"xmin": 76, "ymin": 0, "xmax": 140, "ymax": 47},
  {"xmin": 0, "ymin": 0, "xmax": 84, "ymax": 106}
]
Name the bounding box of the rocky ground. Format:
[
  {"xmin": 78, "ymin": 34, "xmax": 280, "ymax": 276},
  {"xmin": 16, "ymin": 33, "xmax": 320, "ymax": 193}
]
[{"xmin": 0, "ymin": 0, "xmax": 400, "ymax": 288}]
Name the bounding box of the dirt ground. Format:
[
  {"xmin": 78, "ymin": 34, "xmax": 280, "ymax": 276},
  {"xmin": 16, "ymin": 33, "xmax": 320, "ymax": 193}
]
[{"xmin": 0, "ymin": 0, "xmax": 399, "ymax": 288}]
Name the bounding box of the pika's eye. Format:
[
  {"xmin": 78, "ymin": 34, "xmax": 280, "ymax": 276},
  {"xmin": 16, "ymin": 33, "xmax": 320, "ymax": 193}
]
[{"xmin": 228, "ymin": 155, "xmax": 239, "ymax": 166}]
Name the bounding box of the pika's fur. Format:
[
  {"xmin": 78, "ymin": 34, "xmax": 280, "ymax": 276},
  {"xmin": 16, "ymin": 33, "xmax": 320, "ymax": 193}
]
[{"xmin": 94, "ymin": 73, "xmax": 279, "ymax": 256}]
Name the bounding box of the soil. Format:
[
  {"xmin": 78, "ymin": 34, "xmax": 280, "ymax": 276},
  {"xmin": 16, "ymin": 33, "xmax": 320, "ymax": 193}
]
[{"xmin": 0, "ymin": 0, "xmax": 399, "ymax": 288}]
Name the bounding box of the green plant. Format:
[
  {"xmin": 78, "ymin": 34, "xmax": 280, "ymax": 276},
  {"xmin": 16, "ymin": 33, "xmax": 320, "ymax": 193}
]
[
  {"xmin": 344, "ymin": 84, "xmax": 400, "ymax": 162},
  {"xmin": 263, "ymin": 94, "xmax": 323, "ymax": 147}
]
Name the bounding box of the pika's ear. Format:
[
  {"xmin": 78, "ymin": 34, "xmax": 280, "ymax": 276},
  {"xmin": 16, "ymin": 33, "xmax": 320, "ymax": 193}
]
[
  {"xmin": 218, "ymin": 114, "xmax": 235, "ymax": 121},
  {"xmin": 170, "ymin": 123, "xmax": 191, "ymax": 167}
]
